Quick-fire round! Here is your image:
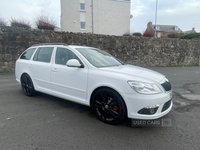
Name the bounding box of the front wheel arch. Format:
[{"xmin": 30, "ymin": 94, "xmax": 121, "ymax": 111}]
[
  {"xmin": 90, "ymin": 87, "xmax": 126, "ymax": 106},
  {"xmin": 90, "ymin": 86, "xmax": 128, "ymax": 124}
]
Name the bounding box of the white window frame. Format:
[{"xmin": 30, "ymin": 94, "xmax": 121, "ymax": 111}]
[
  {"xmin": 80, "ymin": 22, "xmax": 86, "ymax": 30},
  {"xmin": 79, "ymin": 0, "xmax": 85, "ymax": 3},
  {"xmin": 80, "ymin": 3, "xmax": 85, "ymax": 11},
  {"xmin": 80, "ymin": 12, "xmax": 86, "ymax": 30}
]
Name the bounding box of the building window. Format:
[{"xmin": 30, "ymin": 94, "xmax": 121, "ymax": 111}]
[
  {"xmin": 80, "ymin": 22, "xmax": 86, "ymax": 29},
  {"xmin": 80, "ymin": 12, "xmax": 86, "ymax": 30},
  {"xmin": 80, "ymin": 3, "xmax": 85, "ymax": 10},
  {"xmin": 155, "ymin": 26, "xmax": 160, "ymax": 30},
  {"xmin": 157, "ymin": 32, "xmax": 161, "ymax": 38},
  {"xmin": 175, "ymin": 26, "xmax": 178, "ymax": 31}
]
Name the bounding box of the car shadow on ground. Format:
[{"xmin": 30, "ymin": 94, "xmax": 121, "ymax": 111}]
[
  {"xmin": 20, "ymin": 91, "xmax": 136, "ymax": 126},
  {"xmin": 23, "ymin": 91, "xmax": 175, "ymax": 128}
]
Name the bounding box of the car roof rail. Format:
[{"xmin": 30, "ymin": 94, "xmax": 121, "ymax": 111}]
[{"xmin": 32, "ymin": 43, "xmax": 68, "ymax": 46}]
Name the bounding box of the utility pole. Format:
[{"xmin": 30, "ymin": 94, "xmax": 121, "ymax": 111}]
[
  {"xmin": 91, "ymin": 0, "xmax": 94, "ymax": 34},
  {"xmin": 154, "ymin": 0, "xmax": 158, "ymax": 38}
]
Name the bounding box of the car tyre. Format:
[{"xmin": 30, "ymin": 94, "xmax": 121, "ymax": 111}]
[
  {"xmin": 21, "ymin": 74, "xmax": 36, "ymax": 96},
  {"xmin": 91, "ymin": 88, "xmax": 127, "ymax": 124}
]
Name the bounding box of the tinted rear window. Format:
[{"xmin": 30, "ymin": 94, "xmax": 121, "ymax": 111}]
[
  {"xmin": 20, "ymin": 48, "xmax": 36, "ymax": 60},
  {"xmin": 33, "ymin": 47, "xmax": 54, "ymax": 63}
]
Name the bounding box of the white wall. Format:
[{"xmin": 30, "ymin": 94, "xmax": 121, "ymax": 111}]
[
  {"xmin": 61, "ymin": 0, "xmax": 80, "ymax": 33},
  {"xmin": 60, "ymin": 0, "xmax": 130, "ymax": 35}
]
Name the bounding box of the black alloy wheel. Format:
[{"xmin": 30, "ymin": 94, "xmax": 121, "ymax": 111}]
[
  {"xmin": 21, "ymin": 74, "xmax": 36, "ymax": 96},
  {"xmin": 91, "ymin": 88, "xmax": 126, "ymax": 124}
]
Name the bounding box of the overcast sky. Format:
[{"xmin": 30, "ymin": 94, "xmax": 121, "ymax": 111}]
[
  {"xmin": 131, "ymin": 0, "xmax": 200, "ymax": 33},
  {"xmin": 0, "ymin": 0, "xmax": 200, "ymax": 33}
]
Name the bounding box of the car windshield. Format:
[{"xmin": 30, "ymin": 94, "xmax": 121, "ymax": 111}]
[{"xmin": 76, "ymin": 48, "xmax": 123, "ymax": 68}]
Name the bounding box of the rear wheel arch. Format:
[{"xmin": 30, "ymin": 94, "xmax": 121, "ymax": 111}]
[
  {"xmin": 20, "ymin": 73, "xmax": 36, "ymax": 96},
  {"xmin": 20, "ymin": 73, "xmax": 29, "ymax": 82}
]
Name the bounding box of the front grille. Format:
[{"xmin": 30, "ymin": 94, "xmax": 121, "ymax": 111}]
[
  {"xmin": 161, "ymin": 100, "xmax": 171, "ymax": 112},
  {"xmin": 161, "ymin": 81, "xmax": 172, "ymax": 91}
]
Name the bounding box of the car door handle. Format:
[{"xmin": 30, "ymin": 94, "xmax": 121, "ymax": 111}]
[
  {"xmin": 52, "ymin": 68, "xmax": 57, "ymax": 72},
  {"xmin": 29, "ymin": 64, "xmax": 33, "ymax": 68}
]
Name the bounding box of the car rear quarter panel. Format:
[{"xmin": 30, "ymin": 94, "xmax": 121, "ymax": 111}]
[{"xmin": 15, "ymin": 59, "xmax": 31, "ymax": 83}]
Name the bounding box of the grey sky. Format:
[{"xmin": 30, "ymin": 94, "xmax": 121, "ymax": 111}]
[
  {"xmin": 0, "ymin": 0, "xmax": 60, "ymax": 28},
  {"xmin": 131, "ymin": 0, "xmax": 200, "ymax": 33},
  {"xmin": 0, "ymin": 0, "xmax": 199, "ymax": 33}
]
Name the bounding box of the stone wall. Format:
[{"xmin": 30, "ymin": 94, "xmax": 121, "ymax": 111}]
[{"xmin": 0, "ymin": 26, "xmax": 200, "ymax": 72}]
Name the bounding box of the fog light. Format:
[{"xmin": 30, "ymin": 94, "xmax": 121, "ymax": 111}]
[
  {"xmin": 145, "ymin": 104, "xmax": 159, "ymax": 109},
  {"xmin": 138, "ymin": 105, "xmax": 159, "ymax": 115}
]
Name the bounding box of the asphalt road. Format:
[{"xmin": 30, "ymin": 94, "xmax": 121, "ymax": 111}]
[{"xmin": 0, "ymin": 67, "xmax": 200, "ymax": 150}]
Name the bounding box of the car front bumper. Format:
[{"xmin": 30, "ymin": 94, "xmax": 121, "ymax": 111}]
[{"xmin": 122, "ymin": 91, "xmax": 172, "ymax": 120}]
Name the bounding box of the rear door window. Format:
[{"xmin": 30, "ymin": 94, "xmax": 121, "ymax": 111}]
[
  {"xmin": 33, "ymin": 47, "xmax": 54, "ymax": 63},
  {"xmin": 20, "ymin": 48, "xmax": 36, "ymax": 60}
]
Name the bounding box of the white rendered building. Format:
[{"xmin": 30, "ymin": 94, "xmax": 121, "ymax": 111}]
[{"xmin": 60, "ymin": 0, "xmax": 131, "ymax": 35}]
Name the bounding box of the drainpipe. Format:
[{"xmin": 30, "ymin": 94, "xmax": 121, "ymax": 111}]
[
  {"xmin": 91, "ymin": 0, "xmax": 94, "ymax": 34},
  {"xmin": 154, "ymin": 0, "xmax": 158, "ymax": 38}
]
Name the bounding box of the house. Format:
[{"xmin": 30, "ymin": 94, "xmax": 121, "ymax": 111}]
[
  {"xmin": 60, "ymin": 0, "xmax": 131, "ymax": 36},
  {"xmin": 184, "ymin": 28, "xmax": 196, "ymax": 34},
  {"xmin": 143, "ymin": 21, "xmax": 183, "ymax": 38}
]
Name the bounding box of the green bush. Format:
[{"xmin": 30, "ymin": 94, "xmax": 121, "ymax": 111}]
[
  {"xmin": 181, "ymin": 33, "xmax": 200, "ymax": 39},
  {"xmin": 180, "ymin": 33, "xmax": 185, "ymax": 39}
]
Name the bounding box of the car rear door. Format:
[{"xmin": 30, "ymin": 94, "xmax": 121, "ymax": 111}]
[{"xmin": 29, "ymin": 46, "xmax": 54, "ymax": 93}]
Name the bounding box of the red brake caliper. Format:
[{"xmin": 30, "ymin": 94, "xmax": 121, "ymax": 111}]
[{"xmin": 113, "ymin": 101, "xmax": 117, "ymax": 111}]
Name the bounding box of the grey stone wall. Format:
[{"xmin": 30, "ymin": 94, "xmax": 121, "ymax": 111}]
[{"xmin": 0, "ymin": 26, "xmax": 200, "ymax": 72}]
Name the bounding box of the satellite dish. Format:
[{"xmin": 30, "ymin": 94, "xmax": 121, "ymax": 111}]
[{"xmin": 130, "ymin": 14, "xmax": 133, "ymax": 18}]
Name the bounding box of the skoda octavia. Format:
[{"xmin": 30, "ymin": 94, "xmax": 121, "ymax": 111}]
[{"xmin": 15, "ymin": 43, "xmax": 172, "ymax": 124}]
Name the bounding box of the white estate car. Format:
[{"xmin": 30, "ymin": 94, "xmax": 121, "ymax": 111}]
[{"xmin": 15, "ymin": 43, "xmax": 172, "ymax": 124}]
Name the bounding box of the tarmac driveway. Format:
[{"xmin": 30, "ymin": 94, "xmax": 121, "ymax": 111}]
[{"xmin": 0, "ymin": 66, "xmax": 200, "ymax": 150}]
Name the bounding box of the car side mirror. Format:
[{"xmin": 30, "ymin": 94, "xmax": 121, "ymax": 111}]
[{"xmin": 66, "ymin": 59, "xmax": 83, "ymax": 68}]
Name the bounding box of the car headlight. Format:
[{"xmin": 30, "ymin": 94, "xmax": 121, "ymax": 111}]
[{"xmin": 128, "ymin": 81, "xmax": 162, "ymax": 94}]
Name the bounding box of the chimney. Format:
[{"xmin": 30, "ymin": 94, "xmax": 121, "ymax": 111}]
[
  {"xmin": 147, "ymin": 21, "xmax": 152, "ymax": 27},
  {"xmin": 192, "ymin": 27, "xmax": 195, "ymax": 31}
]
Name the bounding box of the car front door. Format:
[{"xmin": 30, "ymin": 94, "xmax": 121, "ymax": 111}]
[{"xmin": 51, "ymin": 47, "xmax": 88, "ymax": 103}]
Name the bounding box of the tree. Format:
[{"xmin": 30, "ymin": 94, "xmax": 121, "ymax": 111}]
[{"xmin": 35, "ymin": 15, "xmax": 56, "ymax": 30}]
